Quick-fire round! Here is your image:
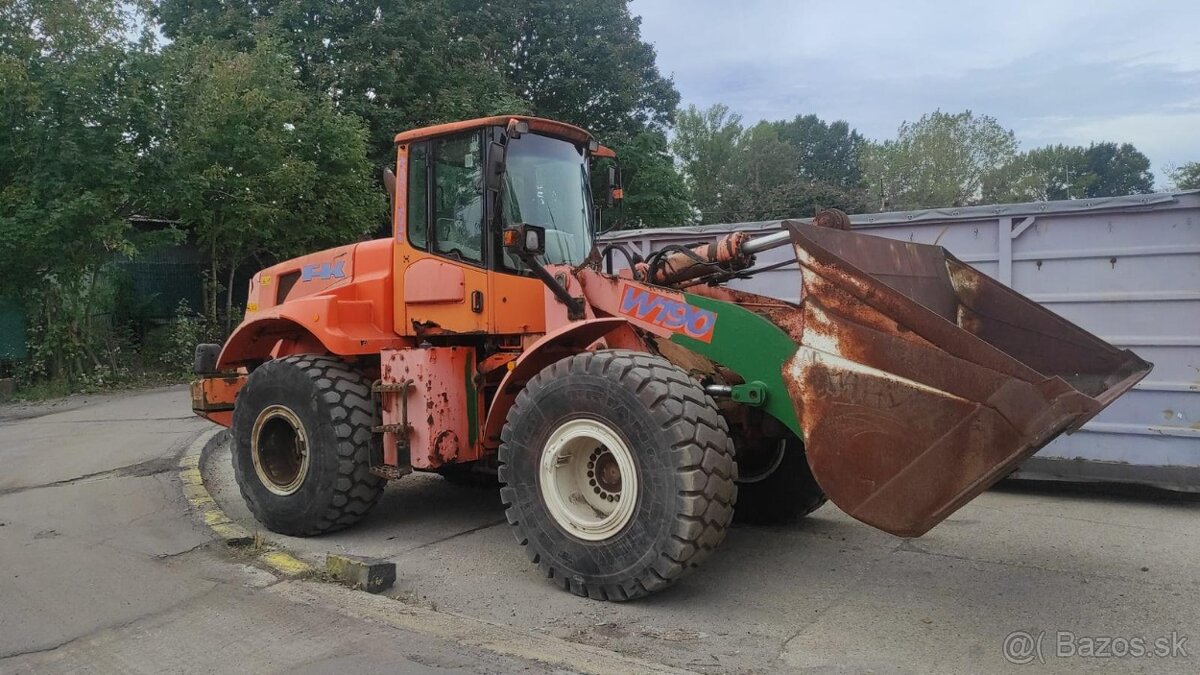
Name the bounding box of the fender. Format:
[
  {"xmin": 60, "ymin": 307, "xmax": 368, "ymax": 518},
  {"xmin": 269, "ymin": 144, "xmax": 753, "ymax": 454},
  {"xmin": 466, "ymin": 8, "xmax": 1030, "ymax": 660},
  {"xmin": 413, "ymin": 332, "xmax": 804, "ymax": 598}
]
[
  {"xmin": 217, "ymin": 297, "xmax": 407, "ymax": 369},
  {"xmin": 218, "ymin": 238, "xmax": 405, "ymax": 368},
  {"xmin": 481, "ymin": 317, "xmax": 646, "ymax": 447}
]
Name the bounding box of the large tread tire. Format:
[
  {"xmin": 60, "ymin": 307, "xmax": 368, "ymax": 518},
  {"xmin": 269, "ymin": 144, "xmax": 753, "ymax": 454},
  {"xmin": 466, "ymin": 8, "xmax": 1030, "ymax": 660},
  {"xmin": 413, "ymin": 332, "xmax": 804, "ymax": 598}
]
[
  {"xmin": 231, "ymin": 354, "xmax": 384, "ymax": 536},
  {"xmin": 734, "ymin": 433, "xmax": 826, "ymax": 525},
  {"xmin": 498, "ymin": 350, "xmax": 737, "ymax": 601}
]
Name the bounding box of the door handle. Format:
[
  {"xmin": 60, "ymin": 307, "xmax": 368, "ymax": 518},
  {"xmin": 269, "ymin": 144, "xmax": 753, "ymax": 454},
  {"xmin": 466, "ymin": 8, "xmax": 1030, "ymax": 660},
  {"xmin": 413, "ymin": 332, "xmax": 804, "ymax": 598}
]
[{"xmin": 471, "ymin": 290, "xmax": 484, "ymax": 313}]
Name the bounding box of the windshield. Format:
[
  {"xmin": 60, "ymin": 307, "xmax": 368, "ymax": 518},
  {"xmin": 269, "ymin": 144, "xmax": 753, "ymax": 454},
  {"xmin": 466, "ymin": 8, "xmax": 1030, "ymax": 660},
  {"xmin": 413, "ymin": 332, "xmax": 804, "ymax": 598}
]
[{"xmin": 501, "ymin": 133, "xmax": 593, "ymax": 266}]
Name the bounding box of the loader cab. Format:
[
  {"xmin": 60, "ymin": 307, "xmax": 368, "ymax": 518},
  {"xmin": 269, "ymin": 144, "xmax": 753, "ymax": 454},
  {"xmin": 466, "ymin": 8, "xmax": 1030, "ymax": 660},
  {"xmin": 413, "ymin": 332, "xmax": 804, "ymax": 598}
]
[
  {"xmin": 392, "ymin": 117, "xmax": 602, "ymax": 338},
  {"xmin": 493, "ymin": 129, "xmax": 595, "ymax": 267}
]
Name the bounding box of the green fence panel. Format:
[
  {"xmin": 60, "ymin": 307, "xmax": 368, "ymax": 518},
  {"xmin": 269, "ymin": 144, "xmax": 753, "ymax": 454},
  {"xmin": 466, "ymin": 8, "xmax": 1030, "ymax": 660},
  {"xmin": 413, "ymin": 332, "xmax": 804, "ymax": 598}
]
[
  {"xmin": 116, "ymin": 244, "xmax": 206, "ymax": 320},
  {"xmin": 119, "ymin": 260, "xmax": 206, "ymax": 319},
  {"xmin": 0, "ymin": 298, "xmax": 28, "ymax": 360}
]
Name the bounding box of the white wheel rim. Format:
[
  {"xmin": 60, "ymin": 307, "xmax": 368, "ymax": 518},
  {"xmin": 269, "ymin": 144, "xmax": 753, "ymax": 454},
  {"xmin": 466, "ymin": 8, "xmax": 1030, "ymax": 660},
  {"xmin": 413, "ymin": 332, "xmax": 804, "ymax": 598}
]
[
  {"xmin": 251, "ymin": 404, "xmax": 310, "ymax": 496},
  {"xmin": 539, "ymin": 418, "xmax": 638, "ymax": 542}
]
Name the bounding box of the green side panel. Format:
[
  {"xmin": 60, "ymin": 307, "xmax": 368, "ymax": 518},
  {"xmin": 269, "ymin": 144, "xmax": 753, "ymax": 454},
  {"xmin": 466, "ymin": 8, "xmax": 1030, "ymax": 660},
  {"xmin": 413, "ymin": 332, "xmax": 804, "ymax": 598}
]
[
  {"xmin": 670, "ymin": 293, "xmax": 803, "ymax": 439},
  {"xmin": 116, "ymin": 245, "xmax": 205, "ymax": 320},
  {"xmin": 0, "ymin": 298, "xmax": 28, "ymax": 360},
  {"xmin": 465, "ymin": 353, "xmax": 479, "ymax": 447}
]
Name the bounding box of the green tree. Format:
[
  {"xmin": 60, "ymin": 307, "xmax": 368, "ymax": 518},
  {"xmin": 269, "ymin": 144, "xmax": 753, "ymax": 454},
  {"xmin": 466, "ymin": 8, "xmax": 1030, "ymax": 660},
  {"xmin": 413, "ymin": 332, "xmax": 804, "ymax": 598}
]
[
  {"xmin": 672, "ymin": 104, "xmax": 746, "ymax": 223},
  {"xmin": 674, "ymin": 105, "xmax": 870, "ymax": 224},
  {"xmin": 156, "ymin": 0, "xmax": 530, "ymax": 164},
  {"xmin": 1081, "ymin": 142, "xmax": 1153, "ymax": 197},
  {"xmin": 984, "ymin": 142, "xmax": 1155, "ymax": 203},
  {"xmin": 731, "ymin": 123, "xmax": 868, "ymax": 221},
  {"xmin": 154, "ymin": 39, "xmax": 382, "ymax": 329},
  {"xmin": 154, "ymin": 0, "xmax": 678, "ymax": 158},
  {"xmin": 771, "ymin": 114, "xmax": 865, "ymax": 187},
  {"xmin": 483, "ymin": 0, "xmax": 679, "ymax": 138},
  {"xmin": 601, "ymin": 131, "xmax": 690, "ymax": 229},
  {"xmin": 720, "ymin": 122, "xmax": 804, "ymax": 222},
  {"xmin": 862, "ymin": 110, "xmax": 1017, "ymax": 210},
  {"xmin": 153, "ymin": 0, "xmax": 685, "ymax": 233},
  {"xmin": 0, "ymin": 0, "xmax": 159, "ymax": 382},
  {"xmin": 1170, "ymin": 162, "xmax": 1200, "ymax": 190},
  {"xmin": 982, "ymin": 144, "xmax": 1092, "ymax": 202}
]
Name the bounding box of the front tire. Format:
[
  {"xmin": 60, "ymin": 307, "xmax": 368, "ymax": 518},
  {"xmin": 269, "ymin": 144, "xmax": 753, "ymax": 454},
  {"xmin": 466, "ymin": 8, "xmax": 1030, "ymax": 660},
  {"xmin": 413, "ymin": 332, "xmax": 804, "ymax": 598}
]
[
  {"xmin": 498, "ymin": 350, "xmax": 737, "ymax": 601},
  {"xmin": 231, "ymin": 354, "xmax": 385, "ymax": 536}
]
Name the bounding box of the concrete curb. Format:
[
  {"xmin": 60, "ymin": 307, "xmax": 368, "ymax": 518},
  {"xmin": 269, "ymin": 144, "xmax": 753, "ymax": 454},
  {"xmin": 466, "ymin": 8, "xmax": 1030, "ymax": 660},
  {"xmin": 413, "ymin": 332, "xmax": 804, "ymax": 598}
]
[
  {"xmin": 178, "ymin": 429, "xmax": 313, "ymax": 577},
  {"xmin": 272, "ymin": 580, "xmax": 700, "ymax": 675},
  {"xmin": 177, "ymin": 428, "xmax": 699, "ymax": 675}
]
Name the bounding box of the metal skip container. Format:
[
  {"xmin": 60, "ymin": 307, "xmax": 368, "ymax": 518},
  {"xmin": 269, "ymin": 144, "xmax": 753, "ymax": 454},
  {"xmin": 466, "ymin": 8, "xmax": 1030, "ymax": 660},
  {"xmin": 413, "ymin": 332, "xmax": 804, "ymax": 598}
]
[{"xmin": 778, "ymin": 221, "xmax": 1153, "ymax": 537}]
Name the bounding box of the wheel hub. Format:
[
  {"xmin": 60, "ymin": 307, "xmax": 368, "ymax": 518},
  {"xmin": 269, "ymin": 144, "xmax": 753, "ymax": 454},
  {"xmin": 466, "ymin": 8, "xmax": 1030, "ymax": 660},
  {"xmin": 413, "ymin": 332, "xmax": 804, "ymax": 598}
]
[
  {"xmin": 251, "ymin": 404, "xmax": 310, "ymax": 496},
  {"xmin": 590, "ymin": 450, "xmax": 622, "ymax": 495},
  {"xmin": 539, "ymin": 418, "xmax": 638, "ymax": 542}
]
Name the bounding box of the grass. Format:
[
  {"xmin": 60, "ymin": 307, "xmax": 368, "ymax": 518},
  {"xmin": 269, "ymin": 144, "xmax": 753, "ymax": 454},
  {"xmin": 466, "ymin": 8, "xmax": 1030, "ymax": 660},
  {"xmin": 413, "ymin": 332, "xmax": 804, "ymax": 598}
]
[
  {"xmin": 300, "ymin": 566, "xmax": 338, "ymax": 583},
  {"xmin": 7, "ymin": 369, "xmax": 191, "ymax": 403},
  {"xmin": 225, "ymin": 530, "xmax": 268, "ymax": 558},
  {"xmin": 8, "ymin": 378, "xmax": 77, "ymax": 401}
]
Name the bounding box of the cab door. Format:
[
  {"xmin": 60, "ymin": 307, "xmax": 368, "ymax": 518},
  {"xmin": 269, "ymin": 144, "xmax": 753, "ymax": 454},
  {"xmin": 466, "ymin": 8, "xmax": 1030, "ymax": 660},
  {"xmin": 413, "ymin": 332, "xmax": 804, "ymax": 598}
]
[{"xmin": 398, "ymin": 132, "xmax": 490, "ymax": 335}]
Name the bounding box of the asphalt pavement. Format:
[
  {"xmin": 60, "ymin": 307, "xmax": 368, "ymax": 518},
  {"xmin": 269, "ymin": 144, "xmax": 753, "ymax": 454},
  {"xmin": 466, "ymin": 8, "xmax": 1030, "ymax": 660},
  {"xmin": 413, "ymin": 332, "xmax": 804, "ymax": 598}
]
[
  {"xmin": 0, "ymin": 387, "xmax": 562, "ymax": 674},
  {"xmin": 205, "ymin": 424, "xmax": 1200, "ymax": 674},
  {"xmin": 2, "ymin": 385, "xmax": 1198, "ymax": 674}
]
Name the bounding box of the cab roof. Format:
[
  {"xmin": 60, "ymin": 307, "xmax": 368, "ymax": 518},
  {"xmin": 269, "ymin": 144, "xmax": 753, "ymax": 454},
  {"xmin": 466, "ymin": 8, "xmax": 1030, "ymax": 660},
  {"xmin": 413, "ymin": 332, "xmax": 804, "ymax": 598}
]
[{"xmin": 393, "ymin": 115, "xmax": 595, "ymax": 147}]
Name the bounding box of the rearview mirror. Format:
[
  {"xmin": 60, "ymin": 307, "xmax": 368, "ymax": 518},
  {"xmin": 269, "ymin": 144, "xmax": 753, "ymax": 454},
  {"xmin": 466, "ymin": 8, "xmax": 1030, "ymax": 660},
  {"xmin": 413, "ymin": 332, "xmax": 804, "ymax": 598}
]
[
  {"xmin": 485, "ymin": 140, "xmax": 506, "ymax": 194},
  {"xmin": 502, "ymin": 223, "xmax": 546, "ymax": 256},
  {"xmin": 382, "ymin": 167, "xmax": 397, "ymax": 209},
  {"xmin": 606, "ymin": 164, "xmax": 623, "ymax": 207}
]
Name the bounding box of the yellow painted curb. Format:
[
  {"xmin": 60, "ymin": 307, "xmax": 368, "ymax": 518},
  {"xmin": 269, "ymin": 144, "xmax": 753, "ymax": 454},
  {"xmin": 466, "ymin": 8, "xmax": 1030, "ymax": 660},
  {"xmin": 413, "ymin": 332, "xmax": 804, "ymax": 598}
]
[
  {"xmin": 178, "ymin": 430, "xmax": 314, "ymax": 577},
  {"xmin": 178, "ymin": 431, "xmax": 699, "ymax": 674}
]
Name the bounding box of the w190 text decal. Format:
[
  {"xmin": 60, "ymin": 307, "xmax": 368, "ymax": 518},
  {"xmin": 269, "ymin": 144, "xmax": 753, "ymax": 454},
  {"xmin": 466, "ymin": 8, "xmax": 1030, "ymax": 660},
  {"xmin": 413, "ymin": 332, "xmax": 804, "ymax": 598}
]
[{"xmin": 618, "ymin": 284, "xmax": 717, "ymax": 343}]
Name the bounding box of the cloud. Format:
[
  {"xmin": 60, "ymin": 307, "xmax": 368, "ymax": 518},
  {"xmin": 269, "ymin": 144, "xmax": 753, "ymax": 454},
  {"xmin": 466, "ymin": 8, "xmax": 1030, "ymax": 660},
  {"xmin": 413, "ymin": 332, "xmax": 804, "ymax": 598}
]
[
  {"xmin": 1050, "ymin": 111, "xmax": 1200, "ymax": 175},
  {"xmin": 632, "ymin": 0, "xmax": 1200, "ymax": 179}
]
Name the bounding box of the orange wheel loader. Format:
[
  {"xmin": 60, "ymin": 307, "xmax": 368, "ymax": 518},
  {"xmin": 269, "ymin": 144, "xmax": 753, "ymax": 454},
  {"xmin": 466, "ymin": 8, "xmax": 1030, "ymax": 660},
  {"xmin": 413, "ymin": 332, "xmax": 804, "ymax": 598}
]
[{"xmin": 190, "ymin": 116, "xmax": 1151, "ymax": 601}]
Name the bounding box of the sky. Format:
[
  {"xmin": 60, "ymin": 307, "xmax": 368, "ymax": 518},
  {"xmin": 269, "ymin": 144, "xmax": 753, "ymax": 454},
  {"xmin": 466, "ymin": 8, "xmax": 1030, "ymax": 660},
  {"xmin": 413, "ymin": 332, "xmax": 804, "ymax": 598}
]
[{"xmin": 630, "ymin": 0, "xmax": 1200, "ymax": 187}]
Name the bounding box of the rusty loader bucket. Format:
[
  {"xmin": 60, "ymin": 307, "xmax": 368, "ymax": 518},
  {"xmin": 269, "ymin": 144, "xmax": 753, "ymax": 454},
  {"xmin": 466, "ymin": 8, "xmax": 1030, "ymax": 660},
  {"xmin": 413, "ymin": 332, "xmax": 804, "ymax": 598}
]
[{"xmin": 778, "ymin": 221, "xmax": 1151, "ymax": 537}]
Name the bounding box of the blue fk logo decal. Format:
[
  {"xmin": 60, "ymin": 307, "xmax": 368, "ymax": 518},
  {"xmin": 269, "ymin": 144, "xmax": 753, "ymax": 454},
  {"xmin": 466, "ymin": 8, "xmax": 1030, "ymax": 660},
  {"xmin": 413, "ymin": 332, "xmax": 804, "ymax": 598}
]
[{"xmin": 301, "ymin": 260, "xmax": 347, "ymax": 282}]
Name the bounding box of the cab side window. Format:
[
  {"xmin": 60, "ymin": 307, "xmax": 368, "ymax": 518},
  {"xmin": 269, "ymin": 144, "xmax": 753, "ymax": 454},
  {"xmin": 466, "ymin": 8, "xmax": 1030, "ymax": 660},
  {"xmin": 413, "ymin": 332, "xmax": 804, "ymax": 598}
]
[
  {"xmin": 406, "ymin": 143, "xmax": 429, "ymax": 249},
  {"xmin": 432, "ymin": 132, "xmax": 484, "ymax": 263}
]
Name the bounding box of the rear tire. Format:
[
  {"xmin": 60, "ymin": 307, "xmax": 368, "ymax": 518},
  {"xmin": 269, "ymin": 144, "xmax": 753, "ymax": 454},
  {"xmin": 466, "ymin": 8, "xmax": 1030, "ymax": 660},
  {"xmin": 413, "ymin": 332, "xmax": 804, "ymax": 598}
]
[
  {"xmin": 231, "ymin": 354, "xmax": 385, "ymax": 536},
  {"xmin": 733, "ymin": 432, "xmax": 826, "ymax": 525},
  {"xmin": 498, "ymin": 350, "xmax": 737, "ymax": 601}
]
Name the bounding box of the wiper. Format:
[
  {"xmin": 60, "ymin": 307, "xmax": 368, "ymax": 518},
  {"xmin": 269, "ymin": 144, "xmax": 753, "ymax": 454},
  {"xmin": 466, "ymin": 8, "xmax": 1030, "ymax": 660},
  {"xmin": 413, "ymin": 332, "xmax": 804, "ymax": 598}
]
[{"xmin": 544, "ymin": 195, "xmax": 558, "ymax": 230}]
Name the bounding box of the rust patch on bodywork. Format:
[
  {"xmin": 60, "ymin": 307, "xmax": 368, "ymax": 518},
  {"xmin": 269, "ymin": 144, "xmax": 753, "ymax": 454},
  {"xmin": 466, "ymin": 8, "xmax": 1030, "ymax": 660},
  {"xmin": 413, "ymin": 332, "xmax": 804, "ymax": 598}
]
[
  {"xmin": 777, "ymin": 221, "xmax": 1151, "ymax": 537},
  {"xmin": 379, "ymin": 346, "xmax": 481, "ymax": 470},
  {"xmin": 433, "ymin": 430, "xmax": 461, "ymax": 465}
]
